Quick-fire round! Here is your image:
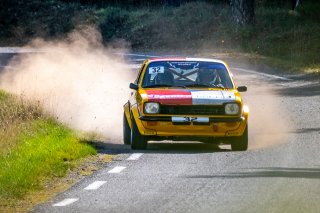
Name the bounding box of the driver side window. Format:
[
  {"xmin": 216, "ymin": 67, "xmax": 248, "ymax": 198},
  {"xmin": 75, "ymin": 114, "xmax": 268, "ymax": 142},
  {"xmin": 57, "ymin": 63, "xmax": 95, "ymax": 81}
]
[{"xmin": 135, "ymin": 63, "xmax": 146, "ymax": 84}]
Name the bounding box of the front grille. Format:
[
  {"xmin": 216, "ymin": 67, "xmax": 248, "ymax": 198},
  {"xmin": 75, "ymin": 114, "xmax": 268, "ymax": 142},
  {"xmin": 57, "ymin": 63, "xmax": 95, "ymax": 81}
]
[{"xmin": 160, "ymin": 105, "xmax": 225, "ymax": 115}]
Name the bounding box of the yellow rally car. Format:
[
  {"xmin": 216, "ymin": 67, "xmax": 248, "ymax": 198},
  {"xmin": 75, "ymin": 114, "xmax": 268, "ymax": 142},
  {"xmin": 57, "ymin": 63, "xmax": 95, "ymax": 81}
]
[{"xmin": 123, "ymin": 58, "xmax": 249, "ymax": 151}]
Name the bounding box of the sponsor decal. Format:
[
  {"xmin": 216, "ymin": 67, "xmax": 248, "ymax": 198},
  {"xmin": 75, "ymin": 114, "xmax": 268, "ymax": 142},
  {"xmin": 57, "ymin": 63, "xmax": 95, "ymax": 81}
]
[
  {"xmin": 146, "ymin": 90, "xmax": 192, "ymax": 105},
  {"xmin": 146, "ymin": 90, "xmax": 235, "ymax": 105},
  {"xmin": 191, "ymin": 91, "xmax": 235, "ymax": 105},
  {"xmin": 213, "ymin": 123, "xmax": 219, "ymax": 132}
]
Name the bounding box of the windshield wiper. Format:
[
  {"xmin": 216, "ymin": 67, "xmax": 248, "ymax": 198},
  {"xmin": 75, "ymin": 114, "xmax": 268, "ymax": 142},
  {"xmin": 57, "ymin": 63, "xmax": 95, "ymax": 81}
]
[
  {"xmin": 185, "ymin": 83, "xmax": 210, "ymax": 88},
  {"xmin": 143, "ymin": 84, "xmax": 225, "ymax": 89},
  {"xmin": 185, "ymin": 83, "xmax": 225, "ymax": 89},
  {"xmin": 143, "ymin": 84, "xmax": 186, "ymax": 88},
  {"xmin": 214, "ymin": 84, "xmax": 225, "ymax": 89}
]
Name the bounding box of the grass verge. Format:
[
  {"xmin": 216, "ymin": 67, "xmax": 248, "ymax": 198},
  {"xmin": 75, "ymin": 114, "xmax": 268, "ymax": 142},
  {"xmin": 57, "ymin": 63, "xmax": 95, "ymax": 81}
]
[{"xmin": 0, "ymin": 90, "xmax": 98, "ymax": 211}]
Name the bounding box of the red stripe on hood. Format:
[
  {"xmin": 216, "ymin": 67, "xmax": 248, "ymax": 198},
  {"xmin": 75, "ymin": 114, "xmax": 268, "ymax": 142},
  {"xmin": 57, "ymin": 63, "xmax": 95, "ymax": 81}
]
[{"xmin": 146, "ymin": 90, "xmax": 192, "ymax": 105}]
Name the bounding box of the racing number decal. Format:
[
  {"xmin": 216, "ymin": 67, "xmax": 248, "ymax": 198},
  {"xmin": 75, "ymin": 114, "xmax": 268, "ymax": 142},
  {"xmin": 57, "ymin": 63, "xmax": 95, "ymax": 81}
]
[
  {"xmin": 149, "ymin": 66, "xmax": 165, "ymax": 74},
  {"xmin": 172, "ymin": 117, "xmax": 209, "ymax": 123}
]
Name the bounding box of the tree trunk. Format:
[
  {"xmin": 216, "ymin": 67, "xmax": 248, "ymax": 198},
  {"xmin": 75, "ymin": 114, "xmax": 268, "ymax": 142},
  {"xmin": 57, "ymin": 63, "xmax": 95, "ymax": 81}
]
[
  {"xmin": 230, "ymin": 0, "xmax": 255, "ymax": 25},
  {"xmin": 292, "ymin": 0, "xmax": 301, "ymax": 10}
]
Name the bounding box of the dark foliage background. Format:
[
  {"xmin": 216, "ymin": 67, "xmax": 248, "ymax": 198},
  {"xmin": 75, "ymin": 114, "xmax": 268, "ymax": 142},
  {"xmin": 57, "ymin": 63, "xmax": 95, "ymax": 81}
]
[
  {"xmin": 0, "ymin": 0, "xmax": 319, "ymax": 72},
  {"xmin": 0, "ymin": 0, "xmax": 95, "ymax": 44}
]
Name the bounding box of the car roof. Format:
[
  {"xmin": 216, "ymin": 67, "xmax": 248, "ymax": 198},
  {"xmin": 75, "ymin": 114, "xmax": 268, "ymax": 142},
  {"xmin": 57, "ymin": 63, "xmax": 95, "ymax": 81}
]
[{"xmin": 147, "ymin": 57, "xmax": 226, "ymax": 64}]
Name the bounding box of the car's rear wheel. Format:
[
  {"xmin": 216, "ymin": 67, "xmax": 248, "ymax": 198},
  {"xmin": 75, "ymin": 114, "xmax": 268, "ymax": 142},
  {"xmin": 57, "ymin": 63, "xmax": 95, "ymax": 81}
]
[
  {"xmin": 131, "ymin": 116, "xmax": 147, "ymax": 150},
  {"xmin": 231, "ymin": 125, "xmax": 248, "ymax": 151},
  {"xmin": 123, "ymin": 112, "xmax": 131, "ymax": 145}
]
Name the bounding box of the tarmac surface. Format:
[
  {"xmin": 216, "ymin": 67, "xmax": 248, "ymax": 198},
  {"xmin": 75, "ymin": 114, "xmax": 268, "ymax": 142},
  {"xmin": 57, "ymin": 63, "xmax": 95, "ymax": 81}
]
[{"xmin": 1, "ymin": 51, "xmax": 320, "ymax": 213}]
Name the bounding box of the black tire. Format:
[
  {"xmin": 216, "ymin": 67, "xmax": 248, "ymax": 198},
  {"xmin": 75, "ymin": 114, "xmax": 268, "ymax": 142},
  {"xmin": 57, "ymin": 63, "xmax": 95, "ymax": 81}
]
[
  {"xmin": 131, "ymin": 116, "xmax": 147, "ymax": 150},
  {"xmin": 123, "ymin": 113, "xmax": 131, "ymax": 145},
  {"xmin": 231, "ymin": 125, "xmax": 248, "ymax": 151}
]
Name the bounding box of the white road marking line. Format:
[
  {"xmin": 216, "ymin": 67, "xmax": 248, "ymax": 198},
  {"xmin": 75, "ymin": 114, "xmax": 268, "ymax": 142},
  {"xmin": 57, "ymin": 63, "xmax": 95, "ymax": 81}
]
[
  {"xmin": 52, "ymin": 198, "xmax": 79, "ymax": 207},
  {"xmin": 232, "ymin": 67, "xmax": 292, "ymax": 81},
  {"xmin": 0, "ymin": 47, "xmax": 45, "ymax": 53},
  {"xmin": 129, "ymin": 64, "xmax": 141, "ymax": 69},
  {"xmin": 130, "ymin": 58, "xmax": 148, "ymax": 61},
  {"xmin": 114, "ymin": 52, "xmax": 161, "ymax": 58},
  {"xmin": 0, "ymin": 65, "xmax": 17, "ymax": 70},
  {"xmin": 127, "ymin": 153, "xmax": 144, "ymax": 161},
  {"xmin": 84, "ymin": 181, "xmax": 107, "ymax": 190},
  {"xmin": 108, "ymin": 166, "xmax": 126, "ymax": 174}
]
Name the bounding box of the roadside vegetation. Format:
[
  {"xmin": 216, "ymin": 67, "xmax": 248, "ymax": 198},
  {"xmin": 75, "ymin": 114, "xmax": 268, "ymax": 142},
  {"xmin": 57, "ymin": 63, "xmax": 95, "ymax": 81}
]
[
  {"xmin": 0, "ymin": 0, "xmax": 319, "ymax": 73},
  {"xmin": 0, "ymin": 90, "xmax": 97, "ymax": 210},
  {"xmin": 97, "ymin": 1, "xmax": 320, "ymax": 73}
]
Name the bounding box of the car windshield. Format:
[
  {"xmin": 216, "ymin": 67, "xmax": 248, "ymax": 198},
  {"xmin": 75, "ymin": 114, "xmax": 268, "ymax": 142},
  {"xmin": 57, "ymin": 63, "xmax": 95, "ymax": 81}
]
[{"xmin": 141, "ymin": 61, "xmax": 234, "ymax": 89}]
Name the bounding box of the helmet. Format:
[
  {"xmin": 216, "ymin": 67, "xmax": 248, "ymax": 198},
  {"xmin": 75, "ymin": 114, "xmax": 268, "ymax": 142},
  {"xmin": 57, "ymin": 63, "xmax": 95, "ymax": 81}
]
[{"xmin": 197, "ymin": 68, "xmax": 217, "ymax": 84}]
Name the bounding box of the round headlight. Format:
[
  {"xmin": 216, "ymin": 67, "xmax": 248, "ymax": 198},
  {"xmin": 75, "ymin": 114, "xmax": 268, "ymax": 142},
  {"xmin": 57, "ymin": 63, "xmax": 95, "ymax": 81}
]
[
  {"xmin": 144, "ymin": 102, "xmax": 160, "ymax": 114},
  {"xmin": 225, "ymin": 103, "xmax": 240, "ymax": 115}
]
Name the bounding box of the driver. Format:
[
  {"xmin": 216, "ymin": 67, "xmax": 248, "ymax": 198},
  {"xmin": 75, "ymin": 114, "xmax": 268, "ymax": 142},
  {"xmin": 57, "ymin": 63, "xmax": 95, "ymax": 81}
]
[{"xmin": 197, "ymin": 68, "xmax": 221, "ymax": 85}]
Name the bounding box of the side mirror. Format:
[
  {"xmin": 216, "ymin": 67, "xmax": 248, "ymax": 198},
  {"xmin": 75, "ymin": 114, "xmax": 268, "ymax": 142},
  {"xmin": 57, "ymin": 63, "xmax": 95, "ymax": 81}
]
[
  {"xmin": 129, "ymin": 83, "xmax": 138, "ymax": 90},
  {"xmin": 237, "ymin": 86, "xmax": 247, "ymax": 92}
]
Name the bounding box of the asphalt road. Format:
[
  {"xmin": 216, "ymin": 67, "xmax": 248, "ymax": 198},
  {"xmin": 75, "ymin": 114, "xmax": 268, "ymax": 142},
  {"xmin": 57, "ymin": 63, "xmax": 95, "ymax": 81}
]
[{"xmin": 2, "ymin": 52, "xmax": 320, "ymax": 212}]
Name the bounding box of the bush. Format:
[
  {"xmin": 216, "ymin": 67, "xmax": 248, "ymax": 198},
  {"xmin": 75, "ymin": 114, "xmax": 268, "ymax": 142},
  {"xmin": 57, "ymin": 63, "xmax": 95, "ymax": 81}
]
[
  {"xmin": 0, "ymin": 0, "xmax": 95, "ymax": 44},
  {"xmin": 98, "ymin": 7, "xmax": 131, "ymax": 41}
]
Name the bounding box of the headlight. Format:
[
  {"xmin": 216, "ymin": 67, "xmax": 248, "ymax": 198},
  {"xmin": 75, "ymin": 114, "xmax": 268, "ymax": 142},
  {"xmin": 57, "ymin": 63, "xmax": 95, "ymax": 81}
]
[
  {"xmin": 144, "ymin": 102, "xmax": 160, "ymax": 114},
  {"xmin": 225, "ymin": 103, "xmax": 240, "ymax": 115}
]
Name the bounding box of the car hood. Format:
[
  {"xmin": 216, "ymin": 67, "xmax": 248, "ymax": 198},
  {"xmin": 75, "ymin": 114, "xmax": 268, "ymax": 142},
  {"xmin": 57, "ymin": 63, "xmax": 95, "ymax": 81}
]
[{"xmin": 141, "ymin": 89, "xmax": 239, "ymax": 105}]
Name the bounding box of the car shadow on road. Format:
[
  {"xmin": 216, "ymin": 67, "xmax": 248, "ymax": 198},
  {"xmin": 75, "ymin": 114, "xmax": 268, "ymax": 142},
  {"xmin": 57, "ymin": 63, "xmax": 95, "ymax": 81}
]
[
  {"xmin": 81, "ymin": 140, "xmax": 230, "ymax": 154},
  {"xmin": 146, "ymin": 142, "xmax": 230, "ymax": 154},
  {"xmin": 80, "ymin": 140, "xmax": 132, "ymax": 154},
  {"xmin": 184, "ymin": 167, "xmax": 320, "ymax": 179}
]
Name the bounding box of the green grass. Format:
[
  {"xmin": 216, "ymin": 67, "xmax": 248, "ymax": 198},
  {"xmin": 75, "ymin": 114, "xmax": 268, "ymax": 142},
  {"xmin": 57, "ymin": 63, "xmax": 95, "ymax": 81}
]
[{"xmin": 0, "ymin": 90, "xmax": 96, "ymax": 200}]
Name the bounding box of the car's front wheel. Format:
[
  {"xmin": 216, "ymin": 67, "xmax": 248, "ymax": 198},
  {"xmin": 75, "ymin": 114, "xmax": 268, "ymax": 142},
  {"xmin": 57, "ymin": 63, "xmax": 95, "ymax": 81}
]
[
  {"xmin": 231, "ymin": 125, "xmax": 248, "ymax": 151},
  {"xmin": 131, "ymin": 116, "xmax": 147, "ymax": 150},
  {"xmin": 123, "ymin": 113, "xmax": 131, "ymax": 145}
]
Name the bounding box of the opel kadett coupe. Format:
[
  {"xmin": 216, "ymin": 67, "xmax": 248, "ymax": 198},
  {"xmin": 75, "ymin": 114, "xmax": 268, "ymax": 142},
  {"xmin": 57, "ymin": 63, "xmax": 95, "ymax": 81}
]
[{"xmin": 123, "ymin": 58, "xmax": 249, "ymax": 151}]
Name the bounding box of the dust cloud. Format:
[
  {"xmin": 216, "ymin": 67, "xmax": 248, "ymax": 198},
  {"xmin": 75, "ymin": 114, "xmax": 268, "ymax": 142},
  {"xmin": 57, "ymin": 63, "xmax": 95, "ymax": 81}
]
[
  {"xmin": 0, "ymin": 27, "xmax": 135, "ymax": 142},
  {"xmin": 235, "ymin": 73, "xmax": 293, "ymax": 150},
  {"xmin": 0, "ymin": 30, "xmax": 293, "ymax": 148}
]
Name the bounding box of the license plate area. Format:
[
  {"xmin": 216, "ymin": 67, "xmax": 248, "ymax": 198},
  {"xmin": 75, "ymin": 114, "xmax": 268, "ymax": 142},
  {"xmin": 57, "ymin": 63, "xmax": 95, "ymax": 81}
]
[{"xmin": 172, "ymin": 116, "xmax": 209, "ymax": 125}]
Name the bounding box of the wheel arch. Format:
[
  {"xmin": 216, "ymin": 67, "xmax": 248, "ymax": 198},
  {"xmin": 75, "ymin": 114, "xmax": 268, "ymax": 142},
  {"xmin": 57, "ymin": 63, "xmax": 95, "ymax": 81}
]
[{"xmin": 124, "ymin": 102, "xmax": 132, "ymax": 128}]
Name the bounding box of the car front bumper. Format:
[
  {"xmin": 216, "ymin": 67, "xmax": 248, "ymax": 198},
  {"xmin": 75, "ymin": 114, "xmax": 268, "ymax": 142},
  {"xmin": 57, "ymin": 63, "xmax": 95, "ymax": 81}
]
[{"xmin": 133, "ymin": 111, "xmax": 247, "ymax": 138}]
